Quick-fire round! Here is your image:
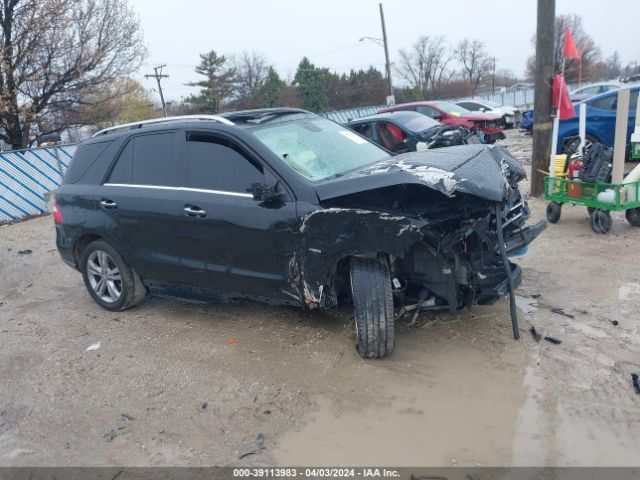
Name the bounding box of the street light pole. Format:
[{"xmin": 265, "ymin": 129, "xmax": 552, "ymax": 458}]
[{"xmin": 379, "ymin": 3, "xmax": 394, "ymax": 104}]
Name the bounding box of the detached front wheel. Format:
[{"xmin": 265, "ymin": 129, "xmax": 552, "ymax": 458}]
[{"xmin": 349, "ymin": 255, "xmax": 395, "ymax": 359}]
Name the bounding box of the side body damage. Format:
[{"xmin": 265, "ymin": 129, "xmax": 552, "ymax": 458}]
[{"xmin": 296, "ymin": 145, "xmax": 546, "ymax": 314}]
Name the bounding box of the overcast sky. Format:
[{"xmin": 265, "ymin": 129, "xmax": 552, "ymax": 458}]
[{"xmin": 129, "ymin": 0, "xmax": 639, "ymax": 102}]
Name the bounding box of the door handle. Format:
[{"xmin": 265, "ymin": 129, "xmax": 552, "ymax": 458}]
[
  {"xmin": 184, "ymin": 205, "xmax": 207, "ymax": 217},
  {"xmin": 100, "ymin": 199, "xmax": 118, "ymax": 210}
]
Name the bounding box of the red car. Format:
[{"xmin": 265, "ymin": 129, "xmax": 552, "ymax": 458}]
[{"xmin": 380, "ymin": 100, "xmax": 505, "ymax": 144}]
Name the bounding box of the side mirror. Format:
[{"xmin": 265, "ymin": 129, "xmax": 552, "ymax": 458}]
[
  {"xmin": 434, "ymin": 114, "xmax": 444, "ymax": 121},
  {"xmin": 479, "ymin": 107, "xmax": 486, "ymax": 112},
  {"xmin": 249, "ymin": 182, "xmax": 284, "ymax": 203}
]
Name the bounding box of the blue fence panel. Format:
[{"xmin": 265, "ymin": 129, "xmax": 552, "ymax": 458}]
[{"xmin": 0, "ymin": 145, "xmax": 77, "ymax": 223}]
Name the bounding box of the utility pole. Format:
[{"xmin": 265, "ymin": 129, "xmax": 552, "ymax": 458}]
[
  {"xmin": 144, "ymin": 64, "xmax": 169, "ymax": 117},
  {"xmin": 379, "ymin": 3, "xmax": 394, "ymax": 105},
  {"xmin": 491, "ymin": 57, "xmax": 497, "ymax": 95},
  {"xmin": 530, "ymin": 0, "xmax": 555, "ymax": 197}
]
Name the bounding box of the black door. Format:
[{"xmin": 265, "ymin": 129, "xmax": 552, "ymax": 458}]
[
  {"xmin": 99, "ymin": 130, "xmax": 193, "ymax": 281},
  {"xmin": 168, "ymin": 130, "xmax": 300, "ymax": 301}
]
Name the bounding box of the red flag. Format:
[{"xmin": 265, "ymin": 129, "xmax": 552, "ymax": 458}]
[
  {"xmin": 563, "ymin": 28, "xmax": 580, "ymax": 60},
  {"xmin": 552, "ymin": 75, "xmax": 576, "ymax": 120}
]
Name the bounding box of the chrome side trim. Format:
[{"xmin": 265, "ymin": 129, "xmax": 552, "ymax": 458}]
[{"xmin": 103, "ymin": 183, "xmax": 253, "ymax": 198}]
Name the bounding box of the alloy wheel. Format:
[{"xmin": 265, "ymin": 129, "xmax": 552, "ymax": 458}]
[{"xmin": 86, "ymin": 250, "xmax": 122, "ymax": 303}]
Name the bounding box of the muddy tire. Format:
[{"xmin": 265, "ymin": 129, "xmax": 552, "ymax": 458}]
[
  {"xmin": 546, "ymin": 202, "xmax": 562, "ymax": 223},
  {"xmin": 80, "ymin": 240, "xmax": 147, "ymax": 311},
  {"xmin": 349, "ymin": 255, "xmax": 394, "ymax": 359},
  {"xmin": 625, "ymin": 208, "xmax": 640, "ymax": 227},
  {"xmin": 590, "ymin": 209, "xmax": 612, "ymax": 234}
]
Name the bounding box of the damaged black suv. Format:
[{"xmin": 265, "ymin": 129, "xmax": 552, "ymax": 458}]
[{"xmin": 54, "ymin": 109, "xmax": 545, "ymax": 358}]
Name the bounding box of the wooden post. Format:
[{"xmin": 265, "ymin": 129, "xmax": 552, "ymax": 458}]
[
  {"xmin": 612, "ymin": 89, "xmax": 630, "ymax": 184},
  {"xmin": 530, "ymin": 0, "xmax": 556, "ymax": 196}
]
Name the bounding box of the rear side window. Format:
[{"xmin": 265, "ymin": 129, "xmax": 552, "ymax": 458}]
[
  {"xmin": 179, "ymin": 133, "xmax": 263, "ymax": 192},
  {"xmin": 108, "ymin": 132, "xmax": 175, "ymax": 185},
  {"xmin": 63, "ymin": 140, "xmax": 112, "ymax": 184}
]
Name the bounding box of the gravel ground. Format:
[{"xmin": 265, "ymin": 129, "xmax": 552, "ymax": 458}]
[{"xmin": 1, "ymin": 130, "xmax": 639, "ymax": 466}]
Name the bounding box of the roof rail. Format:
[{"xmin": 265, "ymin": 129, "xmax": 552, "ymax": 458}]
[{"xmin": 91, "ymin": 115, "xmax": 235, "ymax": 137}]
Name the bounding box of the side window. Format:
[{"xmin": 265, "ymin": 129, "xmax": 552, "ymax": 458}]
[
  {"xmin": 108, "ymin": 132, "xmax": 176, "ymax": 185},
  {"xmin": 416, "ymin": 106, "xmax": 438, "ymax": 118},
  {"xmin": 352, "ymin": 123, "xmax": 373, "ymax": 139},
  {"xmin": 132, "ymin": 132, "xmax": 175, "ymax": 186},
  {"xmin": 376, "ymin": 122, "xmax": 407, "ymax": 151},
  {"xmin": 180, "ymin": 133, "xmax": 263, "ymax": 192},
  {"xmin": 590, "ymin": 95, "xmax": 617, "ymax": 110}
]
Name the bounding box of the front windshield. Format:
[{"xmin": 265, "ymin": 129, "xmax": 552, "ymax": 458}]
[
  {"xmin": 394, "ymin": 114, "xmax": 440, "ymax": 133},
  {"xmin": 252, "ymin": 117, "xmax": 390, "ymax": 181},
  {"xmin": 433, "ymin": 101, "xmax": 472, "ymax": 115}
]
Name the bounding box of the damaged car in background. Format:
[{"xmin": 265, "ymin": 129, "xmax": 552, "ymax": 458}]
[
  {"xmin": 54, "ymin": 108, "xmax": 545, "ymax": 359},
  {"xmin": 345, "ymin": 110, "xmax": 481, "ymax": 154}
]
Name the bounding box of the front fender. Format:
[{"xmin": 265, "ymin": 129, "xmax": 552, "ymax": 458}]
[{"xmin": 296, "ymin": 208, "xmax": 424, "ymax": 306}]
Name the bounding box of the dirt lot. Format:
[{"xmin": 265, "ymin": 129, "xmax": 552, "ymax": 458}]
[{"xmin": 1, "ymin": 130, "xmax": 639, "ymax": 466}]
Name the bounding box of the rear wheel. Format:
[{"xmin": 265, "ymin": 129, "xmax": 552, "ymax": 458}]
[
  {"xmin": 625, "ymin": 208, "xmax": 640, "ymax": 227},
  {"xmin": 80, "ymin": 240, "xmax": 147, "ymax": 311},
  {"xmin": 349, "ymin": 255, "xmax": 394, "ymax": 359}
]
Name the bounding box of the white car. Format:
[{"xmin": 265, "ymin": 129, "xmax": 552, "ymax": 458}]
[{"xmin": 456, "ymin": 100, "xmax": 520, "ymax": 128}]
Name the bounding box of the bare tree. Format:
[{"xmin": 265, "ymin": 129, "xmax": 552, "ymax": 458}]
[
  {"xmin": 232, "ymin": 51, "xmax": 268, "ymax": 100},
  {"xmin": 0, "ymin": 0, "xmax": 146, "ymax": 148},
  {"xmin": 66, "ymin": 78, "xmax": 160, "ymax": 130},
  {"xmin": 606, "ymin": 51, "xmax": 621, "ymax": 80},
  {"xmin": 455, "ymin": 39, "xmax": 492, "ymax": 94},
  {"xmin": 525, "ymin": 14, "xmax": 602, "ymax": 83},
  {"xmin": 396, "ymin": 36, "xmax": 450, "ymax": 98}
]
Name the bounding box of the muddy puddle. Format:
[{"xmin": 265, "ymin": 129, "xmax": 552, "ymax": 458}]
[{"xmin": 275, "ymin": 303, "xmax": 527, "ymax": 466}]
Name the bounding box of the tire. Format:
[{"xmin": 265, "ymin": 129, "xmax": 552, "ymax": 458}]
[
  {"xmin": 80, "ymin": 240, "xmax": 147, "ymax": 311},
  {"xmin": 590, "ymin": 209, "xmax": 612, "ymax": 234},
  {"xmin": 563, "ymin": 134, "xmax": 597, "ymax": 155},
  {"xmin": 626, "ymin": 207, "xmax": 640, "ymax": 227},
  {"xmin": 546, "ymin": 202, "xmax": 562, "ymax": 223},
  {"xmin": 349, "ymin": 255, "xmax": 394, "ymax": 359}
]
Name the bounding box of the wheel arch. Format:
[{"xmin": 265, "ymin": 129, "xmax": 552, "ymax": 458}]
[{"xmin": 73, "ymin": 234, "xmax": 103, "ymax": 266}]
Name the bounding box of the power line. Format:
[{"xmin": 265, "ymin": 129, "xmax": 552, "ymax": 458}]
[{"xmin": 144, "ymin": 64, "xmax": 169, "ymax": 117}]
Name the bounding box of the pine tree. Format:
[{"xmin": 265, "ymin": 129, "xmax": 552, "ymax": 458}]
[
  {"xmin": 186, "ymin": 51, "xmax": 236, "ymax": 112},
  {"xmin": 257, "ymin": 67, "xmax": 287, "ymax": 107},
  {"xmin": 293, "ymin": 57, "xmax": 329, "ymax": 113}
]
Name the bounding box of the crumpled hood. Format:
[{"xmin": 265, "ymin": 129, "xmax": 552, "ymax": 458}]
[{"xmin": 314, "ymin": 144, "xmax": 526, "ymax": 203}]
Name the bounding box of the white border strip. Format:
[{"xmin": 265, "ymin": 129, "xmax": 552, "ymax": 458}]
[{"xmin": 103, "ymin": 183, "xmax": 253, "ymax": 198}]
